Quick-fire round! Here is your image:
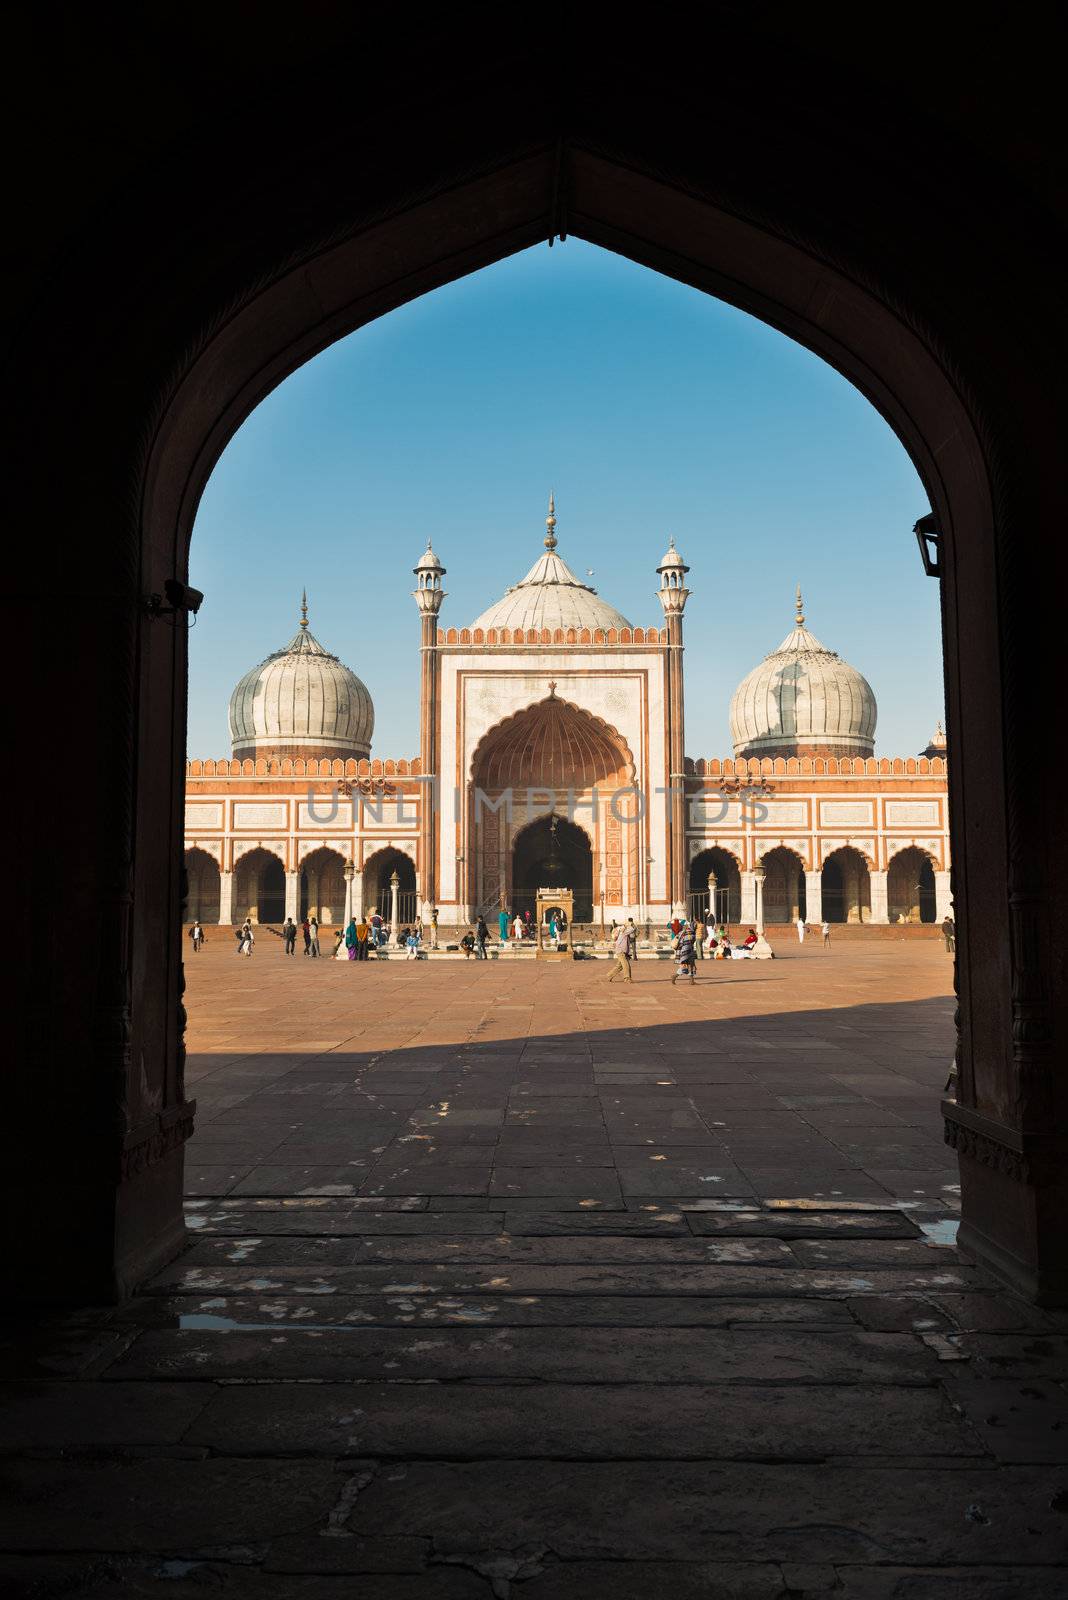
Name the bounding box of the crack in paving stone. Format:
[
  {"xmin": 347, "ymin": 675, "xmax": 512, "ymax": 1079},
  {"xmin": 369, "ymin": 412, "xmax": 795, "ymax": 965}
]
[{"xmin": 321, "ymin": 1464, "xmax": 380, "ymax": 1537}]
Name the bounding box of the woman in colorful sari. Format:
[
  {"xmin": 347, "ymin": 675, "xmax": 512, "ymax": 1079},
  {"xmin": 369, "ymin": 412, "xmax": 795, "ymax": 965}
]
[{"xmin": 344, "ymin": 917, "xmax": 358, "ymax": 960}]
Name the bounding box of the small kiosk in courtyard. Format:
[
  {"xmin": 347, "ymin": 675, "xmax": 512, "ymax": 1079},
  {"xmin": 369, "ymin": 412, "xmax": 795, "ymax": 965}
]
[{"xmin": 535, "ymin": 888, "xmax": 574, "ymax": 961}]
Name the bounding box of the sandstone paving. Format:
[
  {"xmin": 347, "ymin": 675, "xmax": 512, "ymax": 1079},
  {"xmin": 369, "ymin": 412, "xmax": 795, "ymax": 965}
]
[{"xmin": 5, "ymin": 944, "xmax": 1068, "ymax": 1594}]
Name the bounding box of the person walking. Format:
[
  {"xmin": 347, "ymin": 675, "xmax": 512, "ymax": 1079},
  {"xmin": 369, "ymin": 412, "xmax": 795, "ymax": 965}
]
[
  {"xmin": 672, "ymin": 922, "xmax": 697, "ymax": 985},
  {"xmin": 302, "ymin": 917, "xmax": 312, "ymax": 955},
  {"xmin": 282, "ymin": 916, "xmax": 297, "ymax": 956},
  {"xmin": 475, "ymin": 915, "xmax": 489, "ymax": 959},
  {"xmin": 941, "ymin": 914, "xmax": 956, "ymax": 953},
  {"xmin": 239, "ymin": 918, "xmax": 254, "ymax": 956},
  {"xmin": 606, "ymin": 919, "xmax": 634, "ymax": 983},
  {"xmin": 189, "ymin": 920, "xmax": 204, "ymax": 953},
  {"xmin": 309, "ymin": 916, "xmax": 320, "ymax": 957},
  {"xmin": 822, "ymin": 920, "xmax": 830, "ymax": 947},
  {"xmin": 796, "ymin": 915, "xmax": 806, "ymax": 944}
]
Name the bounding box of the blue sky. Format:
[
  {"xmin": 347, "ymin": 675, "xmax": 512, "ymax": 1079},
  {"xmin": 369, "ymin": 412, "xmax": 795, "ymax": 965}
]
[{"xmin": 189, "ymin": 240, "xmax": 943, "ymax": 758}]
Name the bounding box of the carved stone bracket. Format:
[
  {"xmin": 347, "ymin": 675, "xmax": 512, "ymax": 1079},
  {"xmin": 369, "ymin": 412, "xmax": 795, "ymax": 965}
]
[
  {"xmin": 943, "ymin": 1100, "xmax": 1067, "ymax": 1186},
  {"xmin": 121, "ymin": 1101, "xmax": 196, "ymax": 1182}
]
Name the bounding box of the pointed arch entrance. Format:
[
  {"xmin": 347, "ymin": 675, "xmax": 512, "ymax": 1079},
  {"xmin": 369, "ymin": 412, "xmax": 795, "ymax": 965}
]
[
  {"xmin": 512, "ymin": 815, "xmax": 593, "ymax": 922},
  {"xmin": 469, "ymin": 693, "xmax": 632, "ymax": 922},
  {"xmin": 17, "ymin": 90, "xmax": 1062, "ymax": 1302}
]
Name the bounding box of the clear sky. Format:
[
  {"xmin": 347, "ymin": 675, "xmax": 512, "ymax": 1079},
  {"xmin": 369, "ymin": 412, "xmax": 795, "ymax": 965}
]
[{"xmin": 189, "ymin": 240, "xmax": 943, "ymax": 759}]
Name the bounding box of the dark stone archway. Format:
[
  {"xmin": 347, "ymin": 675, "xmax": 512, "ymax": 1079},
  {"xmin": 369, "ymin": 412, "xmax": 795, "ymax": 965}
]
[
  {"xmin": 512, "ymin": 816, "xmax": 593, "ymax": 922},
  {"xmin": 6, "ymin": 21, "xmax": 1065, "ymax": 1303}
]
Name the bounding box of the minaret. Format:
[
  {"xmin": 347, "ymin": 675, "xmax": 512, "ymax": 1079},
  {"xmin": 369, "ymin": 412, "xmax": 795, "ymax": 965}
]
[
  {"xmin": 412, "ymin": 540, "xmax": 446, "ymax": 920},
  {"xmin": 657, "ymin": 538, "xmax": 691, "ymax": 915}
]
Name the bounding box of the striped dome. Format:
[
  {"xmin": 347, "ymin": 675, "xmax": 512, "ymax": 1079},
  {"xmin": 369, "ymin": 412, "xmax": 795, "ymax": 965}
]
[
  {"xmin": 228, "ymin": 597, "xmax": 374, "ymax": 760},
  {"xmin": 729, "ymin": 591, "xmax": 877, "ymax": 759}
]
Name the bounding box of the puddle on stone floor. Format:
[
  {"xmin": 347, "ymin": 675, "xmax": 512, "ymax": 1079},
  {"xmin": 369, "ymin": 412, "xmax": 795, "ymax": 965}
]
[{"xmin": 919, "ymin": 1218, "xmax": 961, "ymax": 1247}]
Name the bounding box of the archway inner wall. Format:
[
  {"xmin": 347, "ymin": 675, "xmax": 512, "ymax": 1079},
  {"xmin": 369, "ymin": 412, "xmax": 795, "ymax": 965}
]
[{"xmin": 10, "ymin": 122, "xmax": 1062, "ymax": 1303}]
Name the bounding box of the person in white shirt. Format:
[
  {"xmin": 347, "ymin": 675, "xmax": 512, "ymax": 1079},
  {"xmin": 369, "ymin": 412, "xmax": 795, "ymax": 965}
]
[
  {"xmin": 796, "ymin": 916, "xmax": 806, "ymax": 944},
  {"xmin": 606, "ymin": 920, "xmax": 634, "ymax": 983}
]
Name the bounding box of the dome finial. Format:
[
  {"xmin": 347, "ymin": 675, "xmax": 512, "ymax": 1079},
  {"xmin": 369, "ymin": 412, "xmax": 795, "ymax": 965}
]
[
  {"xmin": 795, "ymin": 584, "xmax": 805, "ymax": 627},
  {"xmin": 545, "ymin": 490, "xmax": 558, "ymax": 550},
  {"xmin": 300, "ymin": 588, "xmax": 309, "ymax": 629}
]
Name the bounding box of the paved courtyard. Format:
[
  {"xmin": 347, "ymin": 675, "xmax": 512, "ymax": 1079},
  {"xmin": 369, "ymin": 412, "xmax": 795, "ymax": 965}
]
[{"xmin": 4, "ymin": 940, "xmax": 1068, "ymax": 1597}]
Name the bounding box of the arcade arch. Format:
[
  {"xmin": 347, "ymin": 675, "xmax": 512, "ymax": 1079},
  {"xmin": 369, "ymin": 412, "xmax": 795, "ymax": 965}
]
[
  {"xmin": 689, "ymin": 847, "xmax": 741, "ymax": 925},
  {"xmin": 233, "ymin": 847, "xmax": 286, "ymax": 925},
  {"xmin": 183, "ymin": 848, "xmax": 220, "ymax": 924},
  {"xmin": 760, "ymin": 846, "xmax": 807, "ymax": 924},
  {"xmin": 888, "ymin": 845, "xmax": 937, "ymax": 925},
  {"xmin": 822, "ymin": 846, "xmax": 872, "ymax": 925},
  {"xmin": 299, "ymin": 846, "xmax": 347, "ymax": 925},
  {"xmin": 363, "ymin": 846, "xmax": 417, "ymax": 925}
]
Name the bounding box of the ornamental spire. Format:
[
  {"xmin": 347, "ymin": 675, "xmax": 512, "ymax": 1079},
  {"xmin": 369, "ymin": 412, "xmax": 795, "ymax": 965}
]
[
  {"xmin": 795, "ymin": 584, "xmax": 805, "ymax": 627},
  {"xmin": 545, "ymin": 490, "xmax": 558, "ymax": 551},
  {"xmin": 300, "ymin": 588, "xmax": 309, "ymax": 629}
]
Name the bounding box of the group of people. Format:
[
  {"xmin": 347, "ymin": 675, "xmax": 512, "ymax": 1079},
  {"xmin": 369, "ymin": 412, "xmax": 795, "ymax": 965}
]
[
  {"xmin": 337, "ymin": 910, "xmax": 401, "ymax": 960},
  {"xmin": 496, "ymin": 908, "xmax": 542, "ymax": 942},
  {"xmin": 606, "ymin": 916, "xmax": 767, "ymax": 986},
  {"xmin": 280, "ymin": 916, "xmax": 321, "ymax": 956},
  {"xmin": 793, "ymin": 917, "xmax": 831, "ymax": 945}
]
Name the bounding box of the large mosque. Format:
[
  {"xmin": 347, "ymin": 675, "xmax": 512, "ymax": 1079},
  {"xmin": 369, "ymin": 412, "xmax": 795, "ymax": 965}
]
[{"xmin": 184, "ymin": 499, "xmax": 950, "ymax": 932}]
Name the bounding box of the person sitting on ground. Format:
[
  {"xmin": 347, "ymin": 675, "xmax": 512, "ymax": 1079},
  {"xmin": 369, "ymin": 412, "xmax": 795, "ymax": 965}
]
[
  {"xmin": 405, "ymin": 926, "xmax": 420, "ymax": 959},
  {"xmin": 742, "ymin": 928, "xmax": 758, "ymax": 949},
  {"xmin": 460, "ymin": 928, "xmax": 475, "ymax": 958},
  {"xmin": 333, "ymin": 927, "xmax": 345, "ymax": 958},
  {"xmin": 672, "ymin": 922, "xmax": 697, "ymax": 986}
]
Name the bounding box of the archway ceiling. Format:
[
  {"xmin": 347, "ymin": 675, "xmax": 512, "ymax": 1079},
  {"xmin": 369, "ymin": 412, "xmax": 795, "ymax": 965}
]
[{"xmin": 472, "ymin": 695, "xmax": 633, "ymax": 791}]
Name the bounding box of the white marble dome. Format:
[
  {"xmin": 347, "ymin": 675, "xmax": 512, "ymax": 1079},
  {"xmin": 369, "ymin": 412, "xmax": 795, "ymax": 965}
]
[
  {"xmin": 729, "ymin": 591, "xmax": 877, "ymax": 758},
  {"xmin": 228, "ymin": 597, "xmax": 374, "ymax": 760},
  {"xmin": 469, "ymin": 498, "xmax": 633, "ymax": 635}
]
